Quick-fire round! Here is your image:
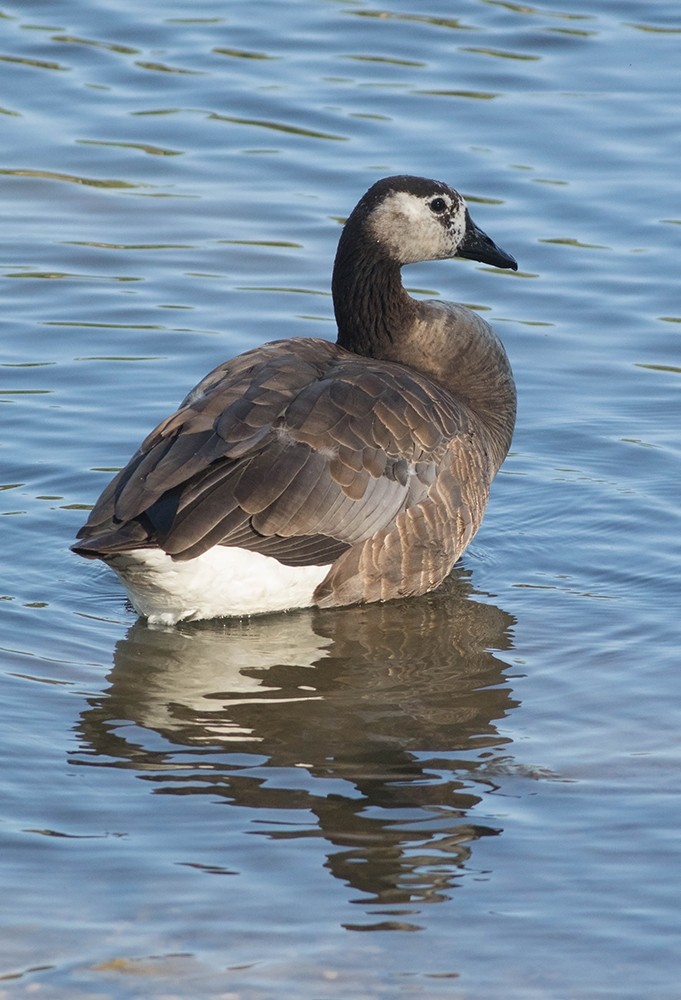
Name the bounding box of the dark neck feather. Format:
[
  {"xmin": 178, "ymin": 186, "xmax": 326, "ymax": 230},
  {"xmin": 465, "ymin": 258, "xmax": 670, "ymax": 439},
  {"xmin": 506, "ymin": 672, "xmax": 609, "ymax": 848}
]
[
  {"xmin": 331, "ymin": 210, "xmax": 516, "ymax": 473},
  {"xmin": 332, "ymin": 218, "xmax": 417, "ymax": 358}
]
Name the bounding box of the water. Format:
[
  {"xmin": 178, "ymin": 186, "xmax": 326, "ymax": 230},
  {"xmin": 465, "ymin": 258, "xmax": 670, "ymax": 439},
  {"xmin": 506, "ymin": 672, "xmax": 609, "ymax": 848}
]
[{"xmin": 1, "ymin": 0, "xmax": 680, "ymax": 996}]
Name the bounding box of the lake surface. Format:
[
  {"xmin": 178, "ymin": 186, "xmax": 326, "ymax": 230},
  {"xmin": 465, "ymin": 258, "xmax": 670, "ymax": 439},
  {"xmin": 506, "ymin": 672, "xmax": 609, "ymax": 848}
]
[{"xmin": 1, "ymin": 0, "xmax": 680, "ymax": 997}]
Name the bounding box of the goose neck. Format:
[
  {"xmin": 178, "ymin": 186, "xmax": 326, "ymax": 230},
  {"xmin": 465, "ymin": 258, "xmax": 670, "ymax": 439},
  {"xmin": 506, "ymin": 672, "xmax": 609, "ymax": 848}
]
[{"xmin": 332, "ymin": 226, "xmax": 416, "ymax": 358}]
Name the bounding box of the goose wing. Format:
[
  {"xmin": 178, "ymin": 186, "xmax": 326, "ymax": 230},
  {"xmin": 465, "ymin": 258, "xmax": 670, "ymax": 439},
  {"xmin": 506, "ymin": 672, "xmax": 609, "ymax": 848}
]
[{"xmin": 74, "ymin": 337, "xmax": 472, "ymax": 567}]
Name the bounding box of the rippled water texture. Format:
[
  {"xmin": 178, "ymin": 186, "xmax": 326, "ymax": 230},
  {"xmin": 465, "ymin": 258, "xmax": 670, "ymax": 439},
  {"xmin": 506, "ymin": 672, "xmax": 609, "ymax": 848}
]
[{"xmin": 1, "ymin": 1, "xmax": 680, "ymax": 997}]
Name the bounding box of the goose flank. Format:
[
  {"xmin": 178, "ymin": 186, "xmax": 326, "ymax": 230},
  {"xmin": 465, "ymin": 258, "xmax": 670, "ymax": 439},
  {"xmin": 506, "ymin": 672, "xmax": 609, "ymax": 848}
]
[{"xmin": 72, "ymin": 175, "xmax": 518, "ymax": 624}]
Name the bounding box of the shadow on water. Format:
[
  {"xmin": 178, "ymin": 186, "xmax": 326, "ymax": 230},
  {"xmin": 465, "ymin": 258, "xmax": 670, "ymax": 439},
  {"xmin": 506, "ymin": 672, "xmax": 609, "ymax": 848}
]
[{"xmin": 72, "ymin": 569, "xmax": 519, "ymax": 925}]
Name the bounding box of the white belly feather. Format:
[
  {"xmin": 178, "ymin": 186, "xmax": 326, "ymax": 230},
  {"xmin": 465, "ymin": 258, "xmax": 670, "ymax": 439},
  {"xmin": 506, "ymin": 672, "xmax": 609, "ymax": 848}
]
[{"xmin": 108, "ymin": 546, "xmax": 331, "ymax": 625}]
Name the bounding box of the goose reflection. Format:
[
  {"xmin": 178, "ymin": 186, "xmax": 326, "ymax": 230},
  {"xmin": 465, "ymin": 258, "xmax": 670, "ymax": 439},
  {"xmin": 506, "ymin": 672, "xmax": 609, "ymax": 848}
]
[{"xmin": 73, "ymin": 569, "xmax": 519, "ymax": 920}]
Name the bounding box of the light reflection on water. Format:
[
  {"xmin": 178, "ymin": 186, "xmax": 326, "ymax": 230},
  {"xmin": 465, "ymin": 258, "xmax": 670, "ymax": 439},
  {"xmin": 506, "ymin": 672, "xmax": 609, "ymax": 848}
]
[{"xmin": 1, "ymin": 0, "xmax": 681, "ymax": 996}]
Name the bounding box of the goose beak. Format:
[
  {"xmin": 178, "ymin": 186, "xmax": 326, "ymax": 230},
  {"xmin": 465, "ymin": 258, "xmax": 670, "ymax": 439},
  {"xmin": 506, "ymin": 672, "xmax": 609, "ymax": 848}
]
[{"xmin": 457, "ymin": 212, "xmax": 517, "ymax": 270}]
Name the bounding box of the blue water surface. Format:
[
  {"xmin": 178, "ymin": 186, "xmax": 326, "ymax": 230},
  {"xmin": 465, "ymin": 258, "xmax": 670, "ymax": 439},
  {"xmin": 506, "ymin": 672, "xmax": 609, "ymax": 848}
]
[{"xmin": 1, "ymin": 1, "xmax": 680, "ymax": 997}]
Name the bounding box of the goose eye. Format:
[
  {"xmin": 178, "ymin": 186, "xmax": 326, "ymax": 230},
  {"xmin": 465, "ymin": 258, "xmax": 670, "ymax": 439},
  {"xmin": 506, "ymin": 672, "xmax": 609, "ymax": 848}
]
[{"xmin": 429, "ymin": 197, "xmax": 447, "ymax": 215}]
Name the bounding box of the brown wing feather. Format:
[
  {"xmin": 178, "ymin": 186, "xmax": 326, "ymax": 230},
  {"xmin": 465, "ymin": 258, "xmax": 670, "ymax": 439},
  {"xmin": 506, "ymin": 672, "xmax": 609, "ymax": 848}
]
[
  {"xmin": 74, "ymin": 337, "xmax": 473, "ymax": 571},
  {"xmin": 313, "ymin": 439, "xmax": 493, "ymax": 607}
]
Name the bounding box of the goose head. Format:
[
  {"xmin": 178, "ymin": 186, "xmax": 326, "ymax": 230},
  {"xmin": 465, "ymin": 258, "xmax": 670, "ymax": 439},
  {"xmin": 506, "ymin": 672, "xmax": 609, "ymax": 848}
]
[{"xmin": 347, "ymin": 174, "xmax": 517, "ymax": 269}]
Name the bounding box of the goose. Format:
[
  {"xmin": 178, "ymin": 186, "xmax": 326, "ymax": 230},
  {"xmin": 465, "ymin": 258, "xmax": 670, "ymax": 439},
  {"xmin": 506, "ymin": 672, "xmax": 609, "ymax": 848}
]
[{"xmin": 72, "ymin": 175, "xmax": 517, "ymax": 625}]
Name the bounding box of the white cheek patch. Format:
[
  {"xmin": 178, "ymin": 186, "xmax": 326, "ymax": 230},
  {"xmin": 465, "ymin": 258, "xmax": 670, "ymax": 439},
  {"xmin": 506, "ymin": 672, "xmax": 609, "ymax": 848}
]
[
  {"xmin": 445, "ymin": 210, "xmax": 467, "ymax": 254},
  {"xmin": 368, "ymin": 190, "xmax": 468, "ymax": 264}
]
